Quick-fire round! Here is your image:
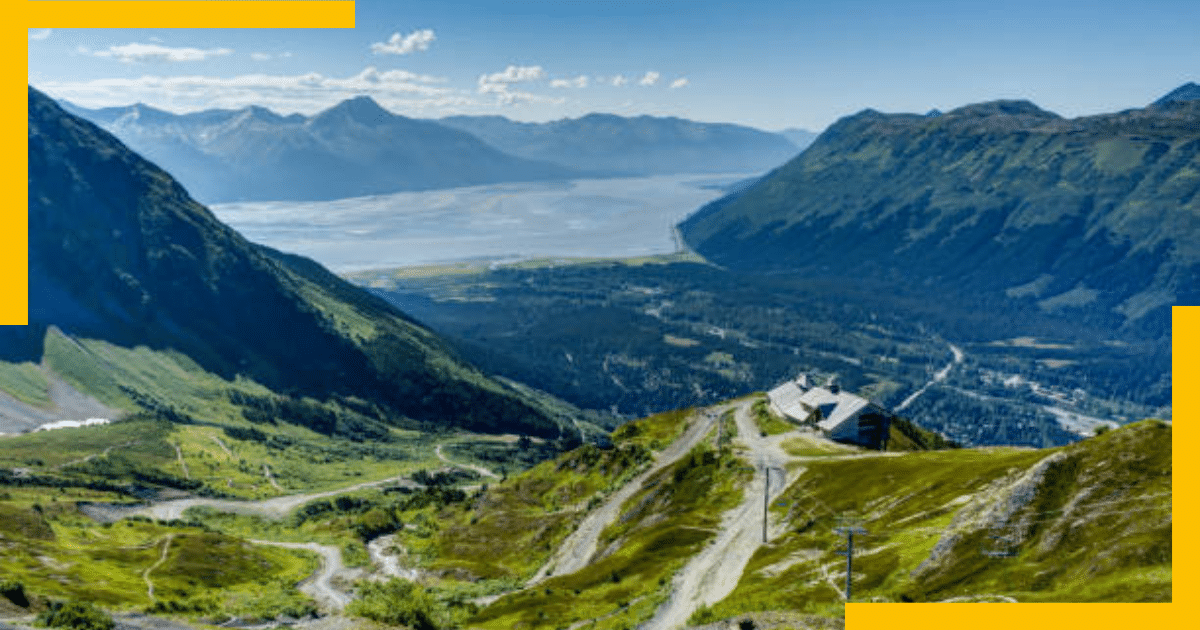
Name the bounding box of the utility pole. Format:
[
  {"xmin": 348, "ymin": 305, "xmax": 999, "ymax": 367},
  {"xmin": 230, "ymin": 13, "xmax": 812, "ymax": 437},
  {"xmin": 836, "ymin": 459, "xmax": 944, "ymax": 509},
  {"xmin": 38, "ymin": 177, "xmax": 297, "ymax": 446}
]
[
  {"xmin": 762, "ymin": 465, "xmax": 785, "ymax": 542},
  {"xmin": 835, "ymin": 516, "xmax": 867, "ymax": 601}
]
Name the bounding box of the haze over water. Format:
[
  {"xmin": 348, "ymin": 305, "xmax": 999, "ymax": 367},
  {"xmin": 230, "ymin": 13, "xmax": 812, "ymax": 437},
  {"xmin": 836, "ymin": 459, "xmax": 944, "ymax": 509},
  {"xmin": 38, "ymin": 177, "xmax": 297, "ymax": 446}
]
[{"xmin": 210, "ymin": 173, "xmax": 746, "ymax": 271}]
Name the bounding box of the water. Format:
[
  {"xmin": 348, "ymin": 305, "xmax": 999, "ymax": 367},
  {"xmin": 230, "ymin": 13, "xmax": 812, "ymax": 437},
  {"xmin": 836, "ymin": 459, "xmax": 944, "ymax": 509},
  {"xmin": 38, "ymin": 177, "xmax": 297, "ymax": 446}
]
[{"xmin": 209, "ymin": 173, "xmax": 749, "ymax": 272}]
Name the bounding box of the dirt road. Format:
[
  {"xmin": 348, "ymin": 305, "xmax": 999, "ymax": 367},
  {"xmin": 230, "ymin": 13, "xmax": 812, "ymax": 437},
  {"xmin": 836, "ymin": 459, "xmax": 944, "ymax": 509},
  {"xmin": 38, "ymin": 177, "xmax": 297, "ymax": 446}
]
[
  {"xmin": 251, "ymin": 540, "xmax": 351, "ymax": 611},
  {"xmin": 527, "ymin": 403, "xmax": 729, "ymax": 585},
  {"xmin": 641, "ymin": 400, "xmax": 798, "ymax": 630},
  {"xmin": 435, "ymin": 443, "xmax": 500, "ymax": 480},
  {"xmin": 88, "ymin": 475, "xmax": 420, "ymax": 522},
  {"xmin": 896, "ymin": 342, "xmax": 963, "ymax": 411}
]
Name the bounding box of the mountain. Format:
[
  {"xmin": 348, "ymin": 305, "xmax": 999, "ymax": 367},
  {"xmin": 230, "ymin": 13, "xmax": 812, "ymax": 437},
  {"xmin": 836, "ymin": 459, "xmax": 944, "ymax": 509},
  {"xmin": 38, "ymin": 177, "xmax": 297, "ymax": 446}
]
[
  {"xmin": 1152, "ymin": 81, "xmax": 1200, "ymax": 106},
  {"xmin": 10, "ymin": 86, "xmax": 571, "ymax": 440},
  {"xmin": 776, "ymin": 126, "xmax": 819, "ymax": 151},
  {"xmin": 679, "ymin": 94, "xmax": 1200, "ymax": 343},
  {"xmin": 437, "ymin": 113, "xmax": 802, "ymax": 176},
  {"xmin": 56, "ymin": 95, "xmax": 576, "ymax": 203}
]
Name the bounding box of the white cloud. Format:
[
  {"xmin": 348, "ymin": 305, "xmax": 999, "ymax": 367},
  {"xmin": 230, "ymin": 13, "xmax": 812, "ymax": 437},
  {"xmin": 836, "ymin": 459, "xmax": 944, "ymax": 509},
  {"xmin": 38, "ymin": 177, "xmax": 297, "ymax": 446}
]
[
  {"xmin": 611, "ymin": 74, "xmax": 628, "ymax": 87},
  {"xmin": 550, "ymin": 75, "xmax": 588, "ymax": 89},
  {"xmin": 28, "ymin": 29, "xmax": 51, "ymax": 41},
  {"xmin": 639, "ymin": 71, "xmax": 660, "ymax": 87},
  {"xmin": 371, "ymin": 29, "xmax": 436, "ymax": 55},
  {"xmin": 477, "ymin": 65, "xmax": 554, "ymax": 104},
  {"xmin": 88, "ymin": 42, "xmax": 233, "ymax": 63},
  {"xmin": 472, "ymin": 65, "xmax": 565, "ymax": 106},
  {"xmin": 39, "ymin": 66, "xmax": 462, "ymax": 115},
  {"xmin": 479, "ymin": 65, "xmax": 546, "ymax": 87},
  {"xmin": 670, "ymin": 77, "xmax": 689, "ymax": 89},
  {"xmin": 251, "ymin": 52, "xmax": 293, "ymax": 62}
]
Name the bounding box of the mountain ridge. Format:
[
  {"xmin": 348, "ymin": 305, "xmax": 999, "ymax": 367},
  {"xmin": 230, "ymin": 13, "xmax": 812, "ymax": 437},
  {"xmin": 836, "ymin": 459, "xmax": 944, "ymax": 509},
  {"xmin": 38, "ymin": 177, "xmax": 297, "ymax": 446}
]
[
  {"xmin": 437, "ymin": 111, "xmax": 801, "ymax": 176},
  {"xmin": 16, "ymin": 85, "xmax": 572, "ymax": 439},
  {"xmin": 679, "ymin": 91, "xmax": 1200, "ymax": 344},
  {"xmin": 53, "ymin": 93, "xmax": 577, "ymax": 203}
]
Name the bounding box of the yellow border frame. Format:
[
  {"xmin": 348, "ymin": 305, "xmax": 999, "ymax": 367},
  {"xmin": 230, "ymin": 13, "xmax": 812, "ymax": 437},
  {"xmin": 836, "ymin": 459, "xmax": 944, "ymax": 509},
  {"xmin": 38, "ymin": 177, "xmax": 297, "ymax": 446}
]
[{"xmin": 7, "ymin": 2, "xmax": 1185, "ymax": 628}]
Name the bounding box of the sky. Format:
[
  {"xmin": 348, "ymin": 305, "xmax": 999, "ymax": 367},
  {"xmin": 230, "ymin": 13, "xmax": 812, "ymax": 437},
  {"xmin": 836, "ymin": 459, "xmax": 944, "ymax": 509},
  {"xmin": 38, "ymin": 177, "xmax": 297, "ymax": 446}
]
[{"xmin": 25, "ymin": 0, "xmax": 1200, "ymax": 131}]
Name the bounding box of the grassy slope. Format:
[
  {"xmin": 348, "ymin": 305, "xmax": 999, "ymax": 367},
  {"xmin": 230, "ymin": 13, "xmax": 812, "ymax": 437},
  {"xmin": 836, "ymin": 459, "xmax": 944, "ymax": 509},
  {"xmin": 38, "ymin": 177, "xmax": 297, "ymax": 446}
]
[
  {"xmin": 0, "ymin": 493, "xmax": 316, "ymax": 615},
  {"xmin": 396, "ymin": 409, "xmax": 692, "ymax": 583},
  {"xmin": 470, "ymin": 443, "xmax": 749, "ymax": 630},
  {"xmin": 706, "ymin": 420, "xmax": 1170, "ymax": 618}
]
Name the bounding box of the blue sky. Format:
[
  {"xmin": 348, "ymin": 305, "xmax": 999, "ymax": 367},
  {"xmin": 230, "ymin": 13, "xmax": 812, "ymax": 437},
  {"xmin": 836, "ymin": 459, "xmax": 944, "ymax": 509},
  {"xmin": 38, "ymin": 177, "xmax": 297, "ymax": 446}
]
[{"xmin": 26, "ymin": 0, "xmax": 1200, "ymax": 130}]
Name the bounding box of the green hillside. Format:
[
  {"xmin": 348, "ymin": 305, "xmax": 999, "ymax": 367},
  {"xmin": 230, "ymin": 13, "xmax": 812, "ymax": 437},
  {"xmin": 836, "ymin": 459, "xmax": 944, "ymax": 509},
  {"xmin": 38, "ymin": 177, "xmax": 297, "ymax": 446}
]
[
  {"xmin": 679, "ymin": 98, "xmax": 1200, "ymax": 345},
  {"xmin": 11, "ymin": 86, "xmax": 581, "ymax": 444}
]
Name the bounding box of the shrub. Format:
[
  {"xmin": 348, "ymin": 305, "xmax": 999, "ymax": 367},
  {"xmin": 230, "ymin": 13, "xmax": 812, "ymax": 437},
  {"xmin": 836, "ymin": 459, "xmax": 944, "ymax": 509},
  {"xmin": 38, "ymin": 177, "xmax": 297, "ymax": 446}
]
[
  {"xmin": 347, "ymin": 578, "xmax": 440, "ymax": 630},
  {"xmin": 36, "ymin": 600, "xmax": 115, "ymax": 630},
  {"xmin": 0, "ymin": 579, "xmax": 28, "ymax": 607}
]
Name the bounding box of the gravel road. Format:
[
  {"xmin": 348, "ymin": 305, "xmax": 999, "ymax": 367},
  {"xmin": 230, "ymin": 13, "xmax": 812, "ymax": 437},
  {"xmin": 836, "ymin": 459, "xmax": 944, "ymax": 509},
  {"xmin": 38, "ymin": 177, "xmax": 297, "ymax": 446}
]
[
  {"xmin": 527, "ymin": 402, "xmax": 731, "ymax": 585},
  {"xmin": 250, "ymin": 540, "xmax": 351, "ymax": 611},
  {"xmin": 641, "ymin": 400, "xmax": 799, "ymax": 630}
]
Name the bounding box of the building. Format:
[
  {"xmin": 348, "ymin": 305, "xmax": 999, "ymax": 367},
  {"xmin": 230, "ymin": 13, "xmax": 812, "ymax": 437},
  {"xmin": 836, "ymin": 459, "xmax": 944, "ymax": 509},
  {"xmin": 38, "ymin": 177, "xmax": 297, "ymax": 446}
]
[{"xmin": 767, "ymin": 376, "xmax": 892, "ymax": 448}]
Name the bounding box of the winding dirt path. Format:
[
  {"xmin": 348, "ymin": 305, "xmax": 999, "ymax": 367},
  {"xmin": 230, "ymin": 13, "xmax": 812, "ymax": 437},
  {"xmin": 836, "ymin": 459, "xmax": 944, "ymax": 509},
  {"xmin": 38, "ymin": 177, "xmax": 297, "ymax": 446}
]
[
  {"xmin": 263, "ymin": 464, "xmax": 283, "ymax": 491},
  {"xmin": 527, "ymin": 402, "xmax": 730, "ymax": 586},
  {"xmin": 641, "ymin": 400, "xmax": 798, "ymax": 630},
  {"xmin": 173, "ymin": 444, "xmax": 190, "ymax": 481},
  {"xmin": 896, "ymin": 342, "xmax": 963, "ymax": 412},
  {"xmin": 142, "ymin": 534, "xmax": 174, "ymax": 603},
  {"xmin": 113, "ymin": 475, "xmax": 421, "ymax": 521},
  {"xmin": 250, "ymin": 540, "xmax": 351, "ymax": 611},
  {"xmin": 435, "ymin": 443, "xmax": 500, "ymax": 480}
]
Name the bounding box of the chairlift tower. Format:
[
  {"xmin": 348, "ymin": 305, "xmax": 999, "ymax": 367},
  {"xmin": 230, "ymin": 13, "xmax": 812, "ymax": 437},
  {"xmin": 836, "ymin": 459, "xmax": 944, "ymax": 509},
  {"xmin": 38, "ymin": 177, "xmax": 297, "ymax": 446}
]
[{"xmin": 834, "ymin": 515, "xmax": 868, "ymax": 601}]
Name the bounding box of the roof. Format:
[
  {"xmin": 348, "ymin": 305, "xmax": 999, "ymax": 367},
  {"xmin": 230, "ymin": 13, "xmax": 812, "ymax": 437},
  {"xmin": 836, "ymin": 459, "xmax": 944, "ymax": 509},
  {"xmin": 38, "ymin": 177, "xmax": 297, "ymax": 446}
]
[
  {"xmin": 769, "ymin": 380, "xmax": 872, "ymax": 434},
  {"xmin": 767, "ymin": 380, "xmax": 807, "ymax": 420}
]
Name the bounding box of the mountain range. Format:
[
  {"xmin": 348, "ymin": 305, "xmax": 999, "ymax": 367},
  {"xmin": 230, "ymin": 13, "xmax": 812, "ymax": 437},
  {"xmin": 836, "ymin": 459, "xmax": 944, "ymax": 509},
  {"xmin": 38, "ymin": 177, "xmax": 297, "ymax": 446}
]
[
  {"xmin": 59, "ymin": 98, "xmax": 805, "ymax": 204},
  {"xmin": 680, "ymin": 86, "xmax": 1200, "ymax": 343},
  {"xmin": 437, "ymin": 113, "xmax": 803, "ymax": 177},
  {"xmin": 59, "ymin": 96, "xmax": 574, "ymax": 203},
  {"xmin": 10, "ymin": 86, "xmax": 577, "ymax": 440}
]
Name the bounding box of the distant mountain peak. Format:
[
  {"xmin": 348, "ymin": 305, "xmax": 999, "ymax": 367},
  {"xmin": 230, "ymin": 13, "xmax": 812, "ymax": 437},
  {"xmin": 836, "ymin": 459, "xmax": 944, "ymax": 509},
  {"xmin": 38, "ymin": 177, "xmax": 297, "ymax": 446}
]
[
  {"xmin": 318, "ymin": 95, "xmax": 394, "ymax": 125},
  {"xmin": 1153, "ymin": 82, "xmax": 1200, "ymax": 106},
  {"xmin": 945, "ymin": 99, "xmax": 1058, "ymax": 119}
]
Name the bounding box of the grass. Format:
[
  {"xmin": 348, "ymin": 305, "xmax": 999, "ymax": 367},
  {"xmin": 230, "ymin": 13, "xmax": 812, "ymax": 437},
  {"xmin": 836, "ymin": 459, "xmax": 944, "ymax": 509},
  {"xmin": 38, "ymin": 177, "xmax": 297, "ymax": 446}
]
[
  {"xmin": 751, "ymin": 398, "xmax": 795, "ymax": 437},
  {"xmin": 408, "ymin": 443, "xmax": 652, "ymax": 581},
  {"xmin": 701, "ymin": 420, "xmax": 1170, "ymax": 618},
  {"xmin": 780, "ymin": 434, "xmax": 857, "ymax": 458},
  {"xmin": 611, "ymin": 407, "xmax": 693, "ymax": 453},
  {"xmin": 0, "ymin": 361, "xmax": 52, "ymax": 409},
  {"xmin": 0, "ymin": 496, "xmax": 317, "ymax": 614},
  {"xmin": 469, "ymin": 443, "xmax": 750, "ymax": 630}
]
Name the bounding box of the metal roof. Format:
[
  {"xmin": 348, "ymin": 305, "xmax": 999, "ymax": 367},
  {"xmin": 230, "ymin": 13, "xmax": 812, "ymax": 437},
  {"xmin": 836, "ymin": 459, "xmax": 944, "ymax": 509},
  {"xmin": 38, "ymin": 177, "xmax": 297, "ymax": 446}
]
[{"xmin": 768, "ymin": 380, "xmax": 872, "ymax": 435}]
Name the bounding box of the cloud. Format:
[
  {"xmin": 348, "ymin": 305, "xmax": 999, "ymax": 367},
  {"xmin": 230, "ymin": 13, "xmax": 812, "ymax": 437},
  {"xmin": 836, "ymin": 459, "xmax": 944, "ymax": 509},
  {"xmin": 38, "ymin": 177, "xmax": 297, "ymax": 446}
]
[
  {"xmin": 252, "ymin": 51, "xmax": 294, "ymax": 62},
  {"xmin": 639, "ymin": 71, "xmax": 660, "ymax": 87},
  {"xmin": 477, "ymin": 65, "xmax": 554, "ymax": 104},
  {"xmin": 39, "ymin": 66, "xmax": 462, "ymax": 115},
  {"xmin": 371, "ymin": 29, "xmax": 436, "ymax": 55},
  {"xmin": 473, "ymin": 65, "xmax": 566, "ymax": 106},
  {"xmin": 479, "ymin": 65, "xmax": 546, "ymax": 87},
  {"xmin": 28, "ymin": 29, "xmax": 51, "ymax": 41},
  {"xmin": 670, "ymin": 77, "xmax": 689, "ymax": 89},
  {"xmin": 88, "ymin": 42, "xmax": 233, "ymax": 63},
  {"xmin": 550, "ymin": 75, "xmax": 589, "ymax": 89},
  {"xmin": 611, "ymin": 74, "xmax": 628, "ymax": 87}
]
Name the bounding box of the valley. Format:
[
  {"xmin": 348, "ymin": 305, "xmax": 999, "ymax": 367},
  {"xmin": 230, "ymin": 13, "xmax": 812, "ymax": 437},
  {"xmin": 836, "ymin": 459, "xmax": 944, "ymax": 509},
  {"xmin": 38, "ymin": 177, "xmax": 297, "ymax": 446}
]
[
  {"xmin": 7, "ymin": 51, "xmax": 1186, "ymax": 627},
  {"xmin": 350, "ymin": 257, "xmax": 1162, "ymax": 448}
]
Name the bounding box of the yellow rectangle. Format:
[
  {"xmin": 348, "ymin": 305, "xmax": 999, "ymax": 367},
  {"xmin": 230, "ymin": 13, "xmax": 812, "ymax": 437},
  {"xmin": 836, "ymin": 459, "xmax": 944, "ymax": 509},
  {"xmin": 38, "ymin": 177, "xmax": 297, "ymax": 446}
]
[{"xmin": 22, "ymin": 1, "xmax": 355, "ymax": 29}]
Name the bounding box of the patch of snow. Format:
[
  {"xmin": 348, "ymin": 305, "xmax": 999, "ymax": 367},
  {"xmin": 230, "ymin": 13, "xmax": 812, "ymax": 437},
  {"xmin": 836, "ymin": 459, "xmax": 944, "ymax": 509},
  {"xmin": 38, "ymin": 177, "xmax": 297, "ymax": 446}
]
[{"xmin": 36, "ymin": 417, "xmax": 110, "ymax": 432}]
